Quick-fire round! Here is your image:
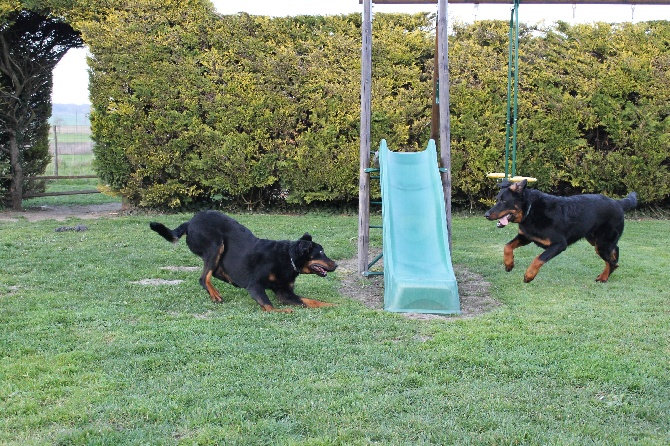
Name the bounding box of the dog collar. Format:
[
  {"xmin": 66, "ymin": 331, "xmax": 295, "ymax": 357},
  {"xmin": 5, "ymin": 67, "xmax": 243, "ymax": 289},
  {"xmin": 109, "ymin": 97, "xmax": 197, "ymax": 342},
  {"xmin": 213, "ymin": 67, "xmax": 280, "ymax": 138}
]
[
  {"xmin": 523, "ymin": 202, "xmax": 532, "ymax": 221},
  {"xmin": 289, "ymin": 255, "xmax": 300, "ymax": 273}
]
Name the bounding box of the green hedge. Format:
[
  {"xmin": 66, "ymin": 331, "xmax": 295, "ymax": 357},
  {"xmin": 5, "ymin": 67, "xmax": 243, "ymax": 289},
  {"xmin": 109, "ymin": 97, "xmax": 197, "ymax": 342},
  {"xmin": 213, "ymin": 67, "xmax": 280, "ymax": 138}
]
[
  {"xmin": 81, "ymin": 6, "xmax": 433, "ymax": 208},
  {"xmin": 450, "ymin": 20, "xmax": 670, "ymax": 206},
  {"xmin": 73, "ymin": 4, "xmax": 670, "ymax": 208}
]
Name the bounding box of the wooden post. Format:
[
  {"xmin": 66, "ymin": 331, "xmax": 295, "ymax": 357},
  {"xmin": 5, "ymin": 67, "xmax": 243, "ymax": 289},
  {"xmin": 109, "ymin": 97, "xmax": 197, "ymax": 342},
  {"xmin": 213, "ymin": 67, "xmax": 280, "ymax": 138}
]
[
  {"xmin": 53, "ymin": 125, "xmax": 59, "ymax": 176},
  {"xmin": 358, "ymin": 0, "xmax": 373, "ymax": 275},
  {"xmin": 431, "ymin": 30, "xmax": 439, "ymax": 141},
  {"xmin": 437, "ymin": 0, "xmax": 452, "ymax": 248}
]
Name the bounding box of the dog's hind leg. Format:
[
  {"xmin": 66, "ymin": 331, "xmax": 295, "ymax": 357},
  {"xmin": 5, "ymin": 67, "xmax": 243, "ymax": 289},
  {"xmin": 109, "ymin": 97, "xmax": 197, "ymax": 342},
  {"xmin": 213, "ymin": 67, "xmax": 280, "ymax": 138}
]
[
  {"xmin": 199, "ymin": 244, "xmax": 226, "ymax": 302},
  {"xmin": 595, "ymin": 243, "xmax": 619, "ymax": 282},
  {"xmin": 199, "ymin": 269, "xmax": 223, "ymax": 302},
  {"xmin": 593, "ymin": 225, "xmax": 621, "ymax": 282}
]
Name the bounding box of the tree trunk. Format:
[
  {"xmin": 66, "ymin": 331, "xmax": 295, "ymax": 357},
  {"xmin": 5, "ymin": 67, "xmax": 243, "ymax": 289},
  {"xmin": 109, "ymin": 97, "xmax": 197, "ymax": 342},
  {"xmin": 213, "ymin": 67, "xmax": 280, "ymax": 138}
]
[
  {"xmin": 8, "ymin": 132, "xmax": 23, "ymax": 210},
  {"xmin": 1, "ymin": 12, "xmax": 83, "ymax": 209}
]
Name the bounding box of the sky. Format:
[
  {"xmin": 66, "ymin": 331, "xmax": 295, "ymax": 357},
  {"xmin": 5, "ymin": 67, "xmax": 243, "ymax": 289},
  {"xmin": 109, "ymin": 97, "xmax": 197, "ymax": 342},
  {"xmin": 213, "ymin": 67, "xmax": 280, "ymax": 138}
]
[{"xmin": 52, "ymin": 0, "xmax": 670, "ymax": 105}]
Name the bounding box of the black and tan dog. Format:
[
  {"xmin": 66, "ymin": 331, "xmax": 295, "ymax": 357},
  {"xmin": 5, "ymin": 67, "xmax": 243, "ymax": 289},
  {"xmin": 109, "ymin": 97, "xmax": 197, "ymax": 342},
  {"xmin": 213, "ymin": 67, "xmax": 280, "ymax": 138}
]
[
  {"xmin": 485, "ymin": 179, "xmax": 637, "ymax": 283},
  {"xmin": 150, "ymin": 211, "xmax": 337, "ymax": 312}
]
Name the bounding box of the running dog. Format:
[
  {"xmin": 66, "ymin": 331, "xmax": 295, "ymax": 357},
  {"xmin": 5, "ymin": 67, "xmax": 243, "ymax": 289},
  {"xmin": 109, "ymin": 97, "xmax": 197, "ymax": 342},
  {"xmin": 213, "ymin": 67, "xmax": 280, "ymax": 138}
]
[
  {"xmin": 150, "ymin": 211, "xmax": 337, "ymax": 312},
  {"xmin": 485, "ymin": 179, "xmax": 637, "ymax": 283}
]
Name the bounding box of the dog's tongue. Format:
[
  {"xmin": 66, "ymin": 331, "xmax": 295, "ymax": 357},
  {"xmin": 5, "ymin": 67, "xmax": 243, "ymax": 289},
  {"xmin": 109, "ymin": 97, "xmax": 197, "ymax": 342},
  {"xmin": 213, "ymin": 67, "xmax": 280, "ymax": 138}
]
[{"xmin": 497, "ymin": 215, "xmax": 510, "ymax": 228}]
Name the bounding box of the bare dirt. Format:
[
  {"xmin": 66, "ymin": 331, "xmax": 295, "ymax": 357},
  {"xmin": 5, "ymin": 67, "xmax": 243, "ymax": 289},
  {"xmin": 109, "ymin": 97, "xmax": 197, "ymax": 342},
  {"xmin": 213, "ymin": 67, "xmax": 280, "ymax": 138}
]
[
  {"xmin": 336, "ymin": 251, "xmax": 501, "ymax": 320},
  {"xmin": 0, "ymin": 202, "xmax": 124, "ymax": 222},
  {"xmin": 1, "ymin": 203, "xmax": 501, "ymax": 319}
]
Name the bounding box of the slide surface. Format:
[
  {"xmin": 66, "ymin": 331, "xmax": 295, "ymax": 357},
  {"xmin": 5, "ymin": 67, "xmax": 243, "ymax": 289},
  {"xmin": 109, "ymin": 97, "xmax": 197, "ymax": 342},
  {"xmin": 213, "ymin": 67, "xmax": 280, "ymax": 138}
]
[{"xmin": 379, "ymin": 139, "xmax": 460, "ymax": 314}]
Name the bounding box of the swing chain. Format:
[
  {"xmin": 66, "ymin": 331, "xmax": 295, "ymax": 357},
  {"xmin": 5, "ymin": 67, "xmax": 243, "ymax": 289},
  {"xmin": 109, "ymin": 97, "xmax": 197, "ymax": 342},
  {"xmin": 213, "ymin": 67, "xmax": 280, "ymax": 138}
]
[
  {"xmin": 503, "ymin": 0, "xmax": 521, "ymax": 178},
  {"xmin": 487, "ymin": 0, "xmax": 537, "ymax": 184}
]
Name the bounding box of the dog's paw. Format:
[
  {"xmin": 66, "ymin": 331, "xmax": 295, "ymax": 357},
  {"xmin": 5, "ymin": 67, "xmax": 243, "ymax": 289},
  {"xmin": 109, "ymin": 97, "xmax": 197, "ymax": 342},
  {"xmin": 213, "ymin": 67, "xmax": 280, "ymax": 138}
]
[
  {"xmin": 261, "ymin": 304, "xmax": 293, "ymax": 313},
  {"xmin": 300, "ymin": 298, "xmax": 335, "ymax": 309},
  {"xmin": 523, "ymin": 268, "xmax": 538, "ymax": 282},
  {"xmin": 503, "ymin": 252, "xmax": 515, "ymax": 271},
  {"xmin": 523, "ymin": 258, "xmax": 544, "ymax": 282}
]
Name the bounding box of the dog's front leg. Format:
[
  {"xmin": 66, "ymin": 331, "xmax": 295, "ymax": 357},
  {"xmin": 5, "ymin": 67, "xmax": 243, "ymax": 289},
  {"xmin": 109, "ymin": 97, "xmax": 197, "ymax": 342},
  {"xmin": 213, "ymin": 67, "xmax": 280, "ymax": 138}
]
[
  {"xmin": 524, "ymin": 241, "xmax": 567, "ymax": 283},
  {"xmin": 298, "ymin": 297, "xmax": 334, "ymax": 308},
  {"xmin": 247, "ymin": 285, "xmax": 292, "ymax": 313},
  {"xmin": 276, "ymin": 288, "xmax": 334, "ymax": 309},
  {"xmin": 504, "ymin": 233, "xmax": 531, "ymax": 272}
]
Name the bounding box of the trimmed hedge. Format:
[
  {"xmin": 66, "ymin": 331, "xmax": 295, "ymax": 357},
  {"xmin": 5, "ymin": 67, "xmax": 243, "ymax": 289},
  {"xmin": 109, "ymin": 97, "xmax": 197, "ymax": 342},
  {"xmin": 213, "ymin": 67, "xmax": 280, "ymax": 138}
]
[{"xmin": 73, "ymin": 5, "xmax": 669, "ymax": 208}]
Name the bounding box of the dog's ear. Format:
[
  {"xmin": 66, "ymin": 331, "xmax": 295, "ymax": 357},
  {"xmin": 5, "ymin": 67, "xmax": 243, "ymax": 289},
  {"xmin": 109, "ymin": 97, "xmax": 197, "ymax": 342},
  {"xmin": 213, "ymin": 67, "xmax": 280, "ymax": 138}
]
[
  {"xmin": 509, "ymin": 179, "xmax": 527, "ymax": 194},
  {"xmin": 297, "ymin": 239, "xmax": 313, "ymax": 256},
  {"xmin": 497, "ymin": 180, "xmax": 512, "ymax": 189},
  {"xmin": 514, "ymin": 180, "xmax": 528, "ymax": 195},
  {"xmin": 294, "ymin": 234, "xmax": 313, "ymax": 258}
]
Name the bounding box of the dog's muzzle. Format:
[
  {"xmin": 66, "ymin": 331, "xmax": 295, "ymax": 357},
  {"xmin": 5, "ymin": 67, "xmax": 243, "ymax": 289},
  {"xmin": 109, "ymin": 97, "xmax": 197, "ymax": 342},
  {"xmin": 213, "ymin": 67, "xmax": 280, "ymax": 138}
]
[
  {"xmin": 485, "ymin": 211, "xmax": 511, "ymax": 228},
  {"xmin": 309, "ymin": 261, "xmax": 337, "ymax": 277}
]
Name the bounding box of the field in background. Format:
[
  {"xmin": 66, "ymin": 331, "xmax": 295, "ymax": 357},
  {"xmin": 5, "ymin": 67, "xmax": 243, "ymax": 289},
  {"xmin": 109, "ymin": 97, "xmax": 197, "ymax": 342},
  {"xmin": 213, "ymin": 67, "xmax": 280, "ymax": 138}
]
[
  {"xmin": 48, "ymin": 125, "xmax": 94, "ymax": 175},
  {"xmin": 48, "ymin": 104, "xmax": 94, "ymax": 176},
  {"xmin": 25, "ymin": 105, "xmax": 100, "ymax": 204}
]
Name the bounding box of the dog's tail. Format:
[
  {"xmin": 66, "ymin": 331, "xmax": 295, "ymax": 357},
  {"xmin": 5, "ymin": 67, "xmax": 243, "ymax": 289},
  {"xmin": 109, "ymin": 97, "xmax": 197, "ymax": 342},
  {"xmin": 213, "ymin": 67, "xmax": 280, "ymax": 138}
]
[
  {"xmin": 149, "ymin": 221, "xmax": 189, "ymax": 244},
  {"xmin": 618, "ymin": 192, "xmax": 638, "ymax": 212}
]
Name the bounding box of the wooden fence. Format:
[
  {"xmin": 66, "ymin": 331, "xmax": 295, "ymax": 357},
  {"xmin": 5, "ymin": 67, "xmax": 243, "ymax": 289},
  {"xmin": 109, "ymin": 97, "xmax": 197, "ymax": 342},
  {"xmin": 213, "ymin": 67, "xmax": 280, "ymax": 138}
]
[{"xmin": 22, "ymin": 124, "xmax": 99, "ymax": 199}]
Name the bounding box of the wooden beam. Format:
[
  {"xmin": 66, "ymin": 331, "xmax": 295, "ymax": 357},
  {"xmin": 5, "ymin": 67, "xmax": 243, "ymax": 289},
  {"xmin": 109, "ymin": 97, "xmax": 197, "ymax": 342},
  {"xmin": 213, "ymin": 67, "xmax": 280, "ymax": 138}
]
[
  {"xmin": 23, "ymin": 190, "xmax": 100, "ymax": 198},
  {"xmin": 358, "ymin": 0, "xmax": 373, "ymax": 276},
  {"xmin": 362, "ymin": 0, "xmax": 670, "ymax": 4},
  {"xmin": 29, "ymin": 175, "xmax": 98, "ymax": 180},
  {"xmin": 430, "ymin": 30, "xmax": 439, "ymax": 141},
  {"xmin": 437, "ymin": 0, "xmax": 453, "ymax": 248}
]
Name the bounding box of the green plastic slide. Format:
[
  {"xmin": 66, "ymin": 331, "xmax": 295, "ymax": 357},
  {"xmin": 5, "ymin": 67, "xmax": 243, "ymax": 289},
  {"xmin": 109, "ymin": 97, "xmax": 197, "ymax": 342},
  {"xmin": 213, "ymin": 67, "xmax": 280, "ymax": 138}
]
[{"xmin": 379, "ymin": 139, "xmax": 460, "ymax": 315}]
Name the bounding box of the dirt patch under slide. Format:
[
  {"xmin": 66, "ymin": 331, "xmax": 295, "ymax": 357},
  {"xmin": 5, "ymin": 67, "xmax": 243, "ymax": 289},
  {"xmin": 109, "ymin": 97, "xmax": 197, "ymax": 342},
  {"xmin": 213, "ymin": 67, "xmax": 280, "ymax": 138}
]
[{"xmin": 336, "ymin": 253, "xmax": 501, "ymax": 320}]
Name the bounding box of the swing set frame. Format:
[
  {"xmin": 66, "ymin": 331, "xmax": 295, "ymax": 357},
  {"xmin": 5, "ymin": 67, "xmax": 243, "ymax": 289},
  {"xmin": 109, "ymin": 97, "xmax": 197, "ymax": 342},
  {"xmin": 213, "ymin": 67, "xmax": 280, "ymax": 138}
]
[{"xmin": 358, "ymin": 0, "xmax": 670, "ymax": 275}]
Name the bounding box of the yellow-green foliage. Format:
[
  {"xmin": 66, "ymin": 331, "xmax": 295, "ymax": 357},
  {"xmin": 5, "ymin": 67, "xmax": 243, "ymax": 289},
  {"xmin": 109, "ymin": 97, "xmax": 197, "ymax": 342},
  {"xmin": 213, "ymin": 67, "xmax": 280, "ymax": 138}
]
[
  {"xmin": 84, "ymin": 8, "xmax": 436, "ymax": 208},
  {"xmin": 450, "ymin": 20, "xmax": 670, "ymax": 206},
  {"xmin": 87, "ymin": 9, "xmax": 670, "ymax": 208}
]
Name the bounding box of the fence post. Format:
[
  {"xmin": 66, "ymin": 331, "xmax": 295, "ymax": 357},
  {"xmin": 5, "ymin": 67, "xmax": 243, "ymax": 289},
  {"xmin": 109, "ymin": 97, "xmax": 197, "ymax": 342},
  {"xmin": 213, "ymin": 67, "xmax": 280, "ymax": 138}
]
[{"xmin": 53, "ymin": 125, "xmax": 59, "ymax": 176}]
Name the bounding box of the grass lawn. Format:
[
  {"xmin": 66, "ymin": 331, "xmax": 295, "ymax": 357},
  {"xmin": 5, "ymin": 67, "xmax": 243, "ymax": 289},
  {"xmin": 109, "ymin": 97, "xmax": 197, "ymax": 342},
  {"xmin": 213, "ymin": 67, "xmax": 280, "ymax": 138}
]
[{"xmin": 0, "ymin": 210, "xmax": 668, "ymax": 445}]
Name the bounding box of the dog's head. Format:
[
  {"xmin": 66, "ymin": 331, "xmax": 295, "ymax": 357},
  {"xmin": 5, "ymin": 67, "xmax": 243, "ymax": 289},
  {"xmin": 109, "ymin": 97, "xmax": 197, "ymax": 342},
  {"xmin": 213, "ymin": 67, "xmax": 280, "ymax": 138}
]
[
  {"xmin": 291, "ymin": 233, "xmax": 338, "ymax": 277},
  {"xmin": 485, "ymin": 179, "xmax": 529, "ymax": 228}
]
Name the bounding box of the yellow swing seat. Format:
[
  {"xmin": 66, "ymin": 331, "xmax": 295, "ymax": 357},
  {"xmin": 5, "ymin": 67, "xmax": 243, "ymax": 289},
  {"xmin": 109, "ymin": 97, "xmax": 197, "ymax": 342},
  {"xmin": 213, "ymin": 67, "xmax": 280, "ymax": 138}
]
[{"xmin": 486, "ymin": 172, "xmax": 537, "ymax": 182}]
